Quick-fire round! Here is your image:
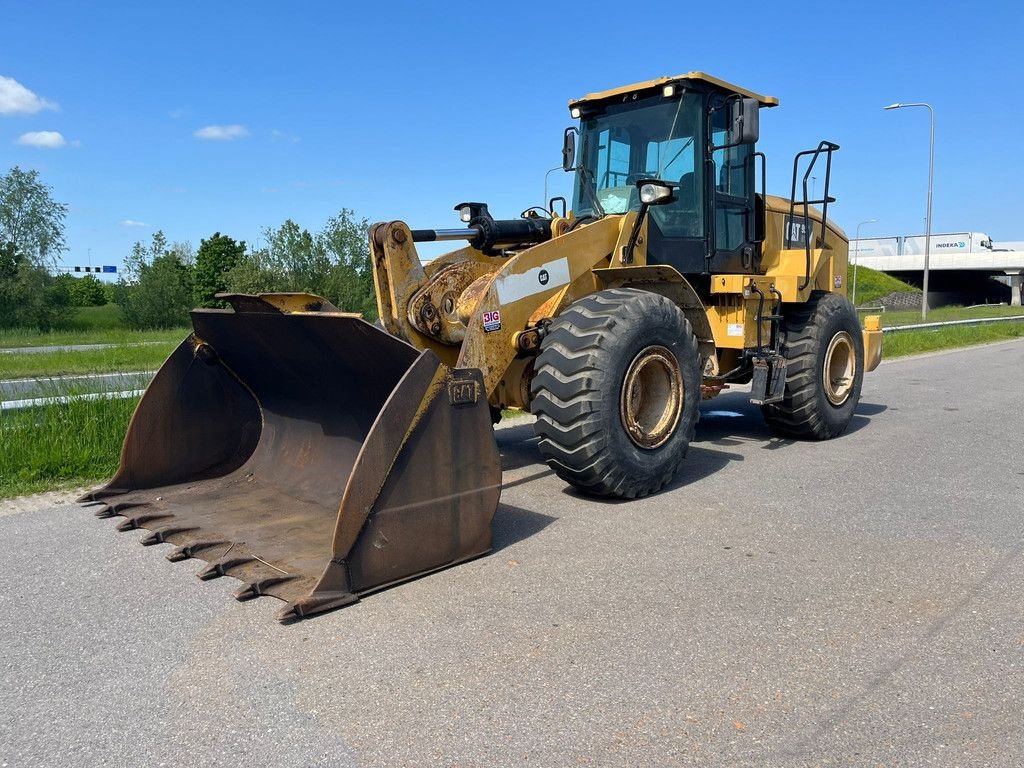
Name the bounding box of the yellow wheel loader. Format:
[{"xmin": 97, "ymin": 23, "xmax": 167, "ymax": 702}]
[{"xmin": 82, "ymin": 72, "xmax": 883, "ymax": 621}]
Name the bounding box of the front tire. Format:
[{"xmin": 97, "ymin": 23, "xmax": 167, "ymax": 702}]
[
  {"xmin": 762, "ymin": 291, "xmax": 864, "ymax": 439},
  {"xmin": 530, "ymin": 288, "xmax": 701, "ymax": 498}
]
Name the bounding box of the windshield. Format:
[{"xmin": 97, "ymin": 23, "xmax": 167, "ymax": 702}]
[{"xmin": 572, "ymin": 92, "xmax": 703, "ymax": 231}]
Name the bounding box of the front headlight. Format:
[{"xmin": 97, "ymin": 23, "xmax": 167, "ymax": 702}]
[{"xmin": 638, "ymin": 181, "xmax": 674, "ymax": 205}]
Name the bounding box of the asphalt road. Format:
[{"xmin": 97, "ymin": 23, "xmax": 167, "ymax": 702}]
[{"xmin": 2, "ymin": 340, "xmax": 1022, "ymax": 767}]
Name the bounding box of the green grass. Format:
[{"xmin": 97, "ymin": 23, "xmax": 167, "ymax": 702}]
[
  {"xmin": 0, "ymin": 323, "xmax": 186, "ymax": 349},
  {"xmin": 0, "ymin": 342, "xmax": 178, "ymax": 378},
  {"xmin": 0, "ymin": 395, "xmax": 139, "ymax": 499},
  {"xmin": 68, "ymin": 303, "xmax": 126, "ymax": 330},
  {"xmin": 875, "ymin": 303, "xmax": 1024, "ymax": 327},
  {"xmin": 848, "ymin": 265, "xmax": 919, "ymax": 306},
  {"xmin": 883, "ymin": 320, "xmax": 1024, "ymax": 358}
]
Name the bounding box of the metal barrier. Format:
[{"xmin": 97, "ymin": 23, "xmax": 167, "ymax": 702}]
[{"xmin": 883, "ymin": 315, "xmax": 1024, "ymax": 333}]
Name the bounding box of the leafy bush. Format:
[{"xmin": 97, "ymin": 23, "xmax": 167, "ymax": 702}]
[
  {"xmin": 0, "ymin": 244, "xmax": 71, "ymax": 331},
  {"xmin": 224, "ymin": 209, "xmax": 377, "ymax": 318},
  {"xmin": 115, "ymin": 232, "xmax": 195, "ymax": 329},
  {"xmin": 53, "ymin": 272, "xmax": 107, "ymax": 307}
]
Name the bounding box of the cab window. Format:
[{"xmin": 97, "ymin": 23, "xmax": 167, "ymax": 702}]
[{"xmin": 711, "ymin": 108, "xmax": 753, "ymax": 252}]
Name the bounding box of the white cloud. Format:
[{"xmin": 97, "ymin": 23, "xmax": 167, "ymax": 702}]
[
  {"xmin": 0, "ymin": 75, "xmax": 58, "ymax": 115},
  {"xmin": 193, "ymin": 124, "xmax": 249, "ymax": 140},
  {"xmin": 271, "ymin": 128, "xmax": 300, "ymax": 144},
  {"xmin": 17, "ymin": 130, "xmax": 66, "ymax": 148},
  {"xmin": 121, "ymin": 219, "xmax": 149, "ymax": 227}
]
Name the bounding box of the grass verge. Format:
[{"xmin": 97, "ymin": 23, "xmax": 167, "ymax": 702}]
[
  {"xmin": 0, "ymin": 395, "xmax": 139, "ymax": 499},
  {"xmin": 66, "ymin": 303, "xmax": 127, "ymax": 331},
  {"xmin": 0, "ymin": 320, "xmax": 187, "ymax": 349},
  {"xmin": 883, "ymin": 320, "xmax": 1024, "ymax": 358},
  {"xmin": 0, "ymin": 343, "xmax": 177, "ymax": 379},
  {"xmin": 874, "ymin": 304, "xmax": 1024, "ymax": 327},
  {"xmin": 848, "ymin": 265, "xmax": 919, "ymax": 306}
]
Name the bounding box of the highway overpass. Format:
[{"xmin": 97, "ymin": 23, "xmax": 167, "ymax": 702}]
[{"xmin": 851, "ymin": 236, "xmax": 1023, "ymax": 306}]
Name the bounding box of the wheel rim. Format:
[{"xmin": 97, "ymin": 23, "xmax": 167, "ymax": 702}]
[
  {"xmin": 619, "ymin": 345, "xmax": 683, "ymax": 449},
  {"xmin": 823, "ymin": 331, "xmax": 856, "ymax": 406}
]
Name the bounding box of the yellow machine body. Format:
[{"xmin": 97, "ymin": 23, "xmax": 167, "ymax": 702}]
[{"xmin": 84, "ymin": 72, "xmax": 881, "ymax": 620}]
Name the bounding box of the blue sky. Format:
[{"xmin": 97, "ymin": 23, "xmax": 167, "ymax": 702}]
[{"xmin": 2, "ymin": 0, "xmax": 1021, "ymax": 272}]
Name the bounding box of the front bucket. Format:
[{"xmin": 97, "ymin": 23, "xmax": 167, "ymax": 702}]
[{"xmin": 81, "ymin": 296, "xmax": 501, "ymax": 621}]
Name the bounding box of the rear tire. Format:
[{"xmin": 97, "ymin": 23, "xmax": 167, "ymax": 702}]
[
  {"xmin": 530, "ymin": 288, "xmax": 701, "ymax": 498},
  {"xmin": 762, "ymin": 291, "xmax": 864, "ymax": 439}
]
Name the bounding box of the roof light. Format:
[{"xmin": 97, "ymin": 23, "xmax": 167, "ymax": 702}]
[
  {"xmin": 662, "ymin": 84, "xmax": 675, "ymax": 98},
  {"xmin": 570, "ymin": 107, "xmax": 581, "ymax": 119}
]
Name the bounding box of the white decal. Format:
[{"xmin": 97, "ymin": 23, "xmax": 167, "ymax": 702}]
[
  {"xmin": 482, "ymin": 310, "xmax": 502, "ymax": 332},
  {"xmin": 727, "ymin": 323, "xmax": 744, "ymax": 337},
  {"xmin": 834, "ymin": 275, "xmax": 843, "ymax": 288},
  {"xmin": 495, "ymin": 258, "xmax": 571, "ymax": 305}
]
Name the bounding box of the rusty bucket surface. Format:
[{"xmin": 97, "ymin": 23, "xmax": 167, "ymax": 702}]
[{"xmin": 81, "ymin": 296, "xmax": 501, "ymax": 621}]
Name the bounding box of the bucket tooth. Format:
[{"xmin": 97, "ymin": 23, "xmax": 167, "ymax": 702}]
[
  {"xmin": 277, "ymin": 592, "xmax": 360, "ymax": 624},
  {"xmin": 116, "ymin": 511, "xmax": 172, "ymax": 532},
  {"xmin": 197, "ymin": 556, "xmax": 256, "ymax": 581},
  {"xmin": 139, "ymin": 526, "xmax": 199, "ymax": 546},
  {"xmin": 78, "ymin": 490, "xmax": 115, "ymax": 504},
  {"xmin": 94, "ymin": 501, "xmax": 145, "ymax": 519},
  {"xmin": 233, "ymin": 576, "xmax": 297, "ymax": 602},
  {"xmin": 165, "ymin": 540, "xmax": 229, "ymax": 563}
]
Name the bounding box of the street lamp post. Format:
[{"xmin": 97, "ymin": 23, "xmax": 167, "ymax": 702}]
[
  {"xmin": 851, "ymin": 218, "xmax": 878, "ymax": 307},
  {"xmin": 884, "ymin": 102, "xmax": 935, "ymax": 320}
]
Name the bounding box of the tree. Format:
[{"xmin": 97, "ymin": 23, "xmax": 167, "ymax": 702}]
[
  {"xmin": 62, "ymin": 273, "xmax": 107, "ymax": 306},
  {"xmin": 319, "ymin": 208, "xmax": 376, "ymax": 317},
  {"xmin": 0, "ymin": 242, "xmax": 70, "ymax": 330},
  {"xmin": 115, "ymin": 231, "xmax": 195, "ymax": 329},
  {"xmin": 0, "ymin": 166, "xmax": 67, "ymax": 267},
  {"xmin": 0, "ymin": 167, "xmax": 71, "ymax": 329},
  {"xmin": 224, "ymin": 209, "xmax": 377, "ymax": 318},
  {"xmin": 193, "ymin": 232, "xmax": 246, "ymax": 307}
]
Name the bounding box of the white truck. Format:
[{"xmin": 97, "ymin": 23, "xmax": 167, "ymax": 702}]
[{"xmin": 850, "ymin": 232, "xmax": 994, "ymax": 258}]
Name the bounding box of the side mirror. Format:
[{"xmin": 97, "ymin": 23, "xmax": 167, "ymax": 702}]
[
  {"xmin": 622, "ymin": 179, "xmax": 675, "ymax": 264},
  {"xmin": 562, "ymin": 127, "xmax": 577, "ymax": 172},
  {"xmin": 636, "ymin": 179, "xmax": 675, "ymax": 206},
  {"xmin": 730, "ymin": 97, "xmax": 759, "ymax": 145}
]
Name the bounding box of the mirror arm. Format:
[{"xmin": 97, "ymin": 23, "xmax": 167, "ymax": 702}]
[{"xmin": 622, "ymin": 204, "xmax": 650, "ymax": 265}]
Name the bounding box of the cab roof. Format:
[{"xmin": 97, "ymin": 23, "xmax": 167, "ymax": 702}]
[{"xmin": 569, "ymin": 72, "xmax": 780, "ymax": 111}]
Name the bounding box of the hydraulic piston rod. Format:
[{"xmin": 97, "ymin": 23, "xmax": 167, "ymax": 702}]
[
  {"xmin": 410, "ymin": 228, "xmax": 477, "ymax": 242},
  {"xmin": 410, "ymin": 217, "xmax": 552, "ymax": 253}
]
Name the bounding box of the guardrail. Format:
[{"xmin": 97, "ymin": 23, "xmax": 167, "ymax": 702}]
[
  {"xmin": 1, "ymin": 389, "xmax": 146, "ymax": 412},
  {"xmin": 883, "ymin": 315, "xmax": 1024, "ymax": 333}
]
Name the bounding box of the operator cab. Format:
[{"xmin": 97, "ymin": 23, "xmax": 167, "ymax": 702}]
[{"xmin": 566, "ymin": 72, "xmax": 778, "ymax": 276}]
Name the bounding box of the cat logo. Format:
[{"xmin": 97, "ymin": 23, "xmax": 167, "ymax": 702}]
[{"xmin": 784, "ymin": 215, "xmax": 813, "ymax": 249}]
